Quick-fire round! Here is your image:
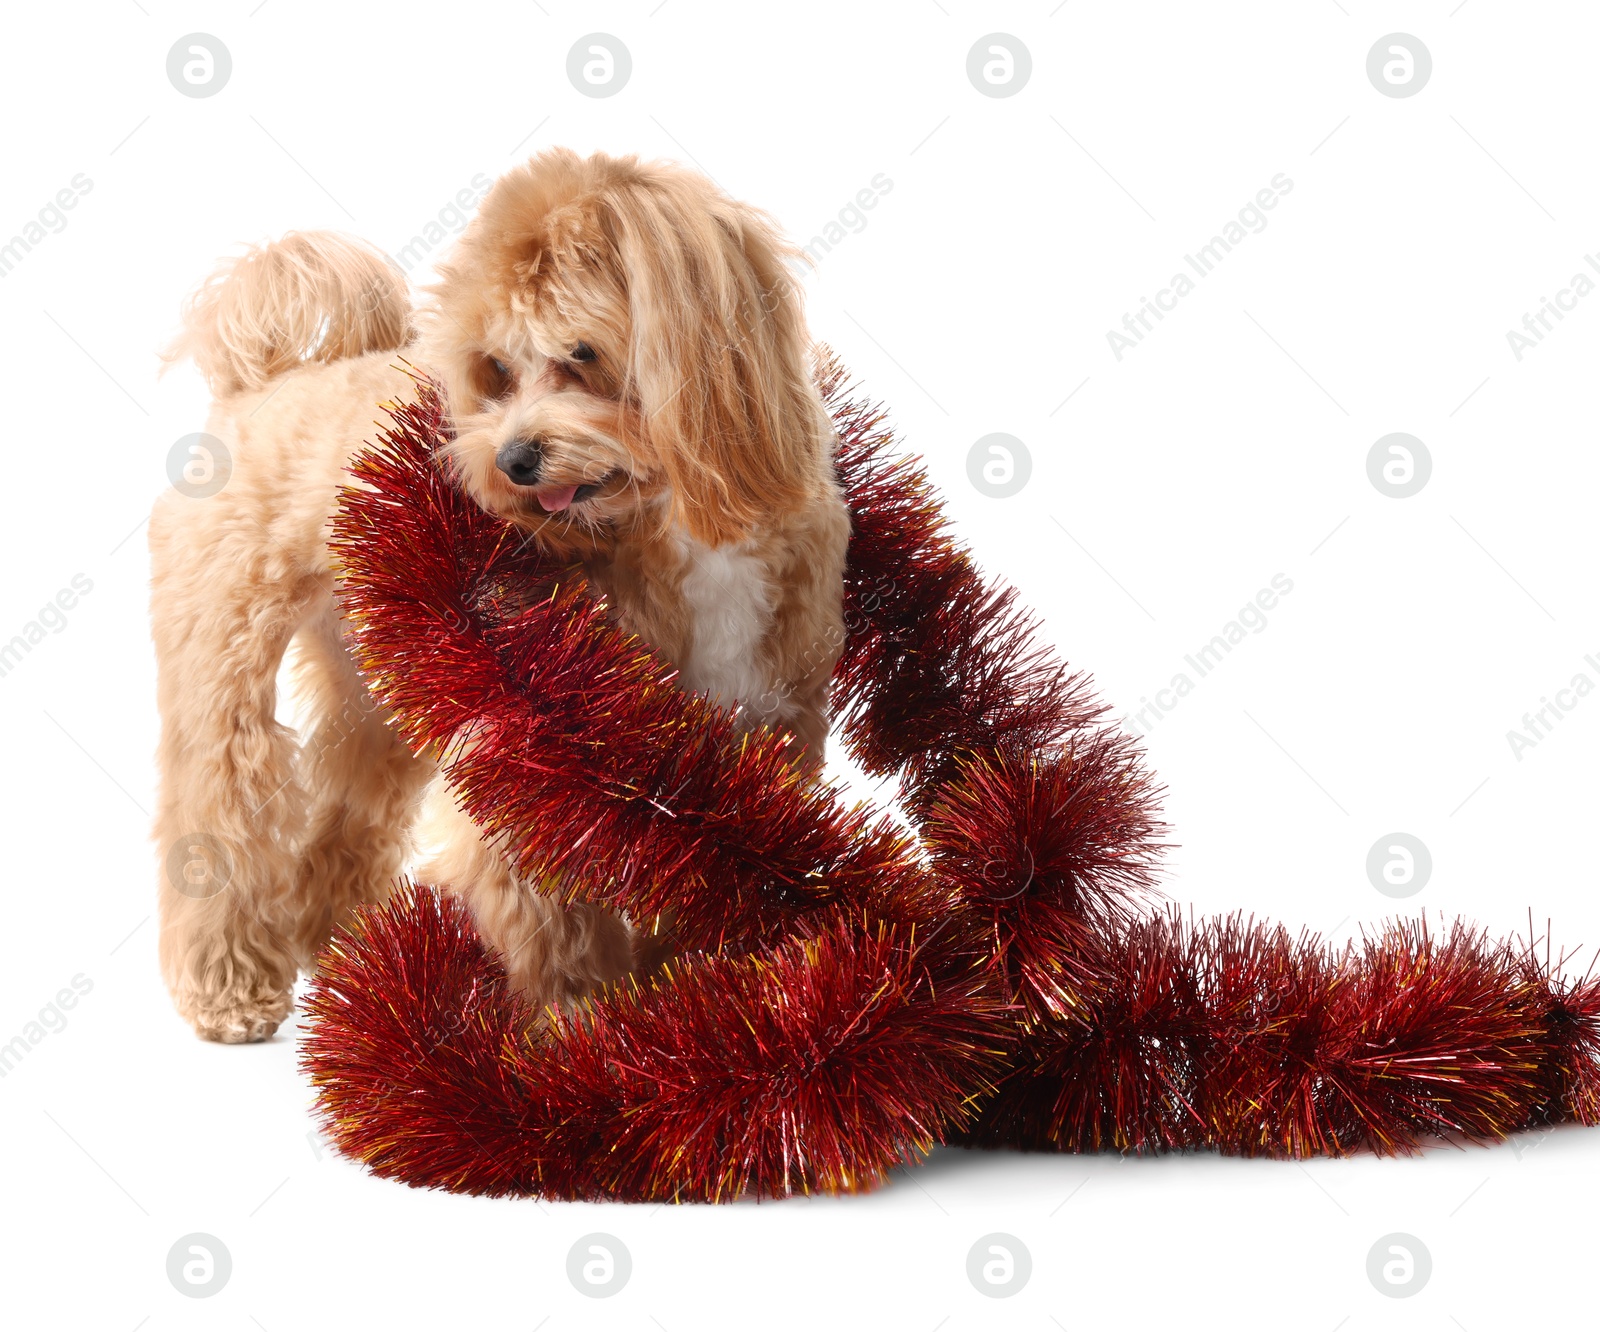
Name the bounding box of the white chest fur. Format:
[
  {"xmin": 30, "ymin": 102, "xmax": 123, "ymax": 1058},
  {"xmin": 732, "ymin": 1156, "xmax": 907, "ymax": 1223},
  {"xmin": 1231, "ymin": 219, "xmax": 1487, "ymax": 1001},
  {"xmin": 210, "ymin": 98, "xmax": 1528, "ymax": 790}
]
[{"xmin": 674, "ymin": 536, "xmax": 777, "ymax": 719}]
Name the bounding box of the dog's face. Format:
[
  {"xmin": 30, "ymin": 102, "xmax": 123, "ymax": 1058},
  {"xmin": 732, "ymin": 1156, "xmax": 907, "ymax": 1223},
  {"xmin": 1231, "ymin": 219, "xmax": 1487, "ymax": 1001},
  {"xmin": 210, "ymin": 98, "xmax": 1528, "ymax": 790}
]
[{"xmin": 420, "ymin": 150, "xmax": 830, "ymax": 556}]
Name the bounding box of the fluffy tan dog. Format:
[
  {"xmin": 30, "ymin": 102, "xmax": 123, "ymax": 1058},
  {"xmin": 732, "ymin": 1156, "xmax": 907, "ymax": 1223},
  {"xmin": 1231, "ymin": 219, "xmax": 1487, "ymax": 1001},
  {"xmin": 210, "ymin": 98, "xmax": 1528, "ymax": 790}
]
[{"xmin": 152, "ymin": 149, "xmax": 850, "ymax": 1042}]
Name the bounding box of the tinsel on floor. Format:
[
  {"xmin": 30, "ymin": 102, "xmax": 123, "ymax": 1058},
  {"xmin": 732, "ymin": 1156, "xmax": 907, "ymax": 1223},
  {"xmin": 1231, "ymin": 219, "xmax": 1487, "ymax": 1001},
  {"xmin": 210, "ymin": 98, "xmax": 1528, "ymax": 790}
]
[{"xmin": 299, "ymin": 357, "xmax": 1600, "ymax": 1201}]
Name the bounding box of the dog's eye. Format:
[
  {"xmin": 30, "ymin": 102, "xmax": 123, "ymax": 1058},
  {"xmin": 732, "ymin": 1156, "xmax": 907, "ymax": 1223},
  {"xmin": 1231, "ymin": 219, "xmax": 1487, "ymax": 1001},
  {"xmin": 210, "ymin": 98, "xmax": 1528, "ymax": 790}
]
[
  {"xmin": 570, "ymin": 342, "xmax": 596, "ymax": 363},
  {"xmin": 479, "ymin": 356, "xmax": 515, "ymax": 400}
]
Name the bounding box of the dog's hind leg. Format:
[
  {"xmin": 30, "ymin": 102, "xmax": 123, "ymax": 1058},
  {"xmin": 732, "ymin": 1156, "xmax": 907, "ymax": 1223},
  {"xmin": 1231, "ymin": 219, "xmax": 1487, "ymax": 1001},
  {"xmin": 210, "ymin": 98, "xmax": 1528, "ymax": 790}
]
[
  {"xmin": 150, "ymin": 495, "xmax": 317, "ymax": 1043},
  {"xmin": 284, "ymin": 603, "xmax": 430, "ymax": 965}
]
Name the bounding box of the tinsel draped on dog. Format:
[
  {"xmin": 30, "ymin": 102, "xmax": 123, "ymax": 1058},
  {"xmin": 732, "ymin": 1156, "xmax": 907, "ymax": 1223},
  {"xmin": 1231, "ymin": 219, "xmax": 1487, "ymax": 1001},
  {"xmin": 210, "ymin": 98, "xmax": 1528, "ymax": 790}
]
[{"xmin": 301, "ymin": 359, "xmax": 1600, "ymax": 1203}]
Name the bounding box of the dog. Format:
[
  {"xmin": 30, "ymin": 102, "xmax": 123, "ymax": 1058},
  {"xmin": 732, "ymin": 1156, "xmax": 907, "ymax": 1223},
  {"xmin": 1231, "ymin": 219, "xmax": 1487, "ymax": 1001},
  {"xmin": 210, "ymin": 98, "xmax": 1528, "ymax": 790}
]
[{"xmin": 151, "ymin": 149, "xmax": 851, "ymax": 1043}]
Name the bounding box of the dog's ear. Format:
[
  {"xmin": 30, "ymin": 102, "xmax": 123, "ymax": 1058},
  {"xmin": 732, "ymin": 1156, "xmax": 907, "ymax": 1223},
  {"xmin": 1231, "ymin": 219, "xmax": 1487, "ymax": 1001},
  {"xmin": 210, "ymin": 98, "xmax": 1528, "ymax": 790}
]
[{"xmin": 609, "ymin": 180, "xmax": 828, "ymax": 545}]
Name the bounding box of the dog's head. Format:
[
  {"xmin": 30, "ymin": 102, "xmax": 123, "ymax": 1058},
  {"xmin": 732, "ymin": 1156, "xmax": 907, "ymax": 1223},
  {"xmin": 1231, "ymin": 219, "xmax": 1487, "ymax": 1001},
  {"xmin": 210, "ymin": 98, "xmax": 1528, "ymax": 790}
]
[{"xmin": 420, "ymin": 149, "xmax": 829, "ymax": 555}]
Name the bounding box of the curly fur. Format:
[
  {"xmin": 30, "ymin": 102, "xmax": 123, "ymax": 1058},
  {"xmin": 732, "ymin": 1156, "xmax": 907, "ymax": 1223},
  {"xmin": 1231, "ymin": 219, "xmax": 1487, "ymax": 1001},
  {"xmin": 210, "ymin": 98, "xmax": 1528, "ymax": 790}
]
[{"xmin": 151, "ymin": 149, "xmax": 850, "ymax": 1042}]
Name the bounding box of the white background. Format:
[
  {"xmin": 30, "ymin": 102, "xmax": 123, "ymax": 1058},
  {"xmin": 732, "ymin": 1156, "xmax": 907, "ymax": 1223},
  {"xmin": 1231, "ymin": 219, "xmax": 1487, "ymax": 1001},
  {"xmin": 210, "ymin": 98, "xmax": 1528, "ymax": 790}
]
[{"xmin": 1, "ymin": 1, "xmax": 1595, "ymax": 1328}]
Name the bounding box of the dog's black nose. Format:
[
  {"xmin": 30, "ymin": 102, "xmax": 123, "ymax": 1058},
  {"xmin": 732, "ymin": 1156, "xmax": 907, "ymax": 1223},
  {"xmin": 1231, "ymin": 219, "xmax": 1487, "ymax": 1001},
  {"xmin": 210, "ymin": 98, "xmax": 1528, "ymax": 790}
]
[{"xmin": 496, "ymin": 439, "xmax": 543, "ymax": 487}]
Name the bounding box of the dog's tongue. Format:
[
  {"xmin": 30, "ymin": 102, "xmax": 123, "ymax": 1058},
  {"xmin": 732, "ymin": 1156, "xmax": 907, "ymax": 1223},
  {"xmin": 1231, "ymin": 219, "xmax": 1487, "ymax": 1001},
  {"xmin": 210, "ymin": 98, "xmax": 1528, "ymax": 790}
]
[{"xmin": 535, "ymin": 483, "xmax": 581, "ymax": 513}]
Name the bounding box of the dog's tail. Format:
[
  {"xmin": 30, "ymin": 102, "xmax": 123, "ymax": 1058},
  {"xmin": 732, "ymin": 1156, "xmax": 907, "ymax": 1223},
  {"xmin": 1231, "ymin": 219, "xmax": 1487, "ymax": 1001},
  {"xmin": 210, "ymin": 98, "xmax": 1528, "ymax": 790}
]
[{"xmin": 161, "ymin": 230, "xmax": 411, "ymax": 397}]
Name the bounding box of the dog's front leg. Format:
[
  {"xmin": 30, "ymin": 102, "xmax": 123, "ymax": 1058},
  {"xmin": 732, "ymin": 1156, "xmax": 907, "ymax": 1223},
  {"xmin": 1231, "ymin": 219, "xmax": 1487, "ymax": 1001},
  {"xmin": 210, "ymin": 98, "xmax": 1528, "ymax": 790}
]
[{"xmin": 415, "ymin": 777, "xmax": 635, "ymax": 1019}]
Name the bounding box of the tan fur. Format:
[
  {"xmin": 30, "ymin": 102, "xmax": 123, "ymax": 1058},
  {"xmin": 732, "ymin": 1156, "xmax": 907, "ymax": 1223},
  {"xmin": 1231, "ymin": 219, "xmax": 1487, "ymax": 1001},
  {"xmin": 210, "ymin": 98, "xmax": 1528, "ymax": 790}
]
[{"xmin": 152, "ymin": 151, "xmax": 850, "ymax": 1042}]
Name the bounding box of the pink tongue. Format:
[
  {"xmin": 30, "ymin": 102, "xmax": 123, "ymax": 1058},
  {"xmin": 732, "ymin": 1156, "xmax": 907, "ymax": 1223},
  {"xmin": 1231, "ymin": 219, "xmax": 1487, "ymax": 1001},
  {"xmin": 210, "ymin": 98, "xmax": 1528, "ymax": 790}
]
[{"xmin": 535, "ymin": 484, "xmax": 580, "ymax": 513}]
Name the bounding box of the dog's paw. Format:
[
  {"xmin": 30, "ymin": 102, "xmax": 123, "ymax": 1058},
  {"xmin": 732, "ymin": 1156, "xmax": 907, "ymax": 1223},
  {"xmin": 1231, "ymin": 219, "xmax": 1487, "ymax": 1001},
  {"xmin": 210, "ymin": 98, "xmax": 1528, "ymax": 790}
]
[{"xmin": 182, "ymin": 989, "xmax": 294, "ymax": 1044}]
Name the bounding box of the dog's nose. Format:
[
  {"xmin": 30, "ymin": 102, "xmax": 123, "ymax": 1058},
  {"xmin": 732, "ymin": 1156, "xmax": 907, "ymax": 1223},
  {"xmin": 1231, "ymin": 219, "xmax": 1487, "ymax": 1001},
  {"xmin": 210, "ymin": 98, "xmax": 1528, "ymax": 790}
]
[{"xmin": 496, "ymin": 438, "xmax": 544, "ymax": 487}]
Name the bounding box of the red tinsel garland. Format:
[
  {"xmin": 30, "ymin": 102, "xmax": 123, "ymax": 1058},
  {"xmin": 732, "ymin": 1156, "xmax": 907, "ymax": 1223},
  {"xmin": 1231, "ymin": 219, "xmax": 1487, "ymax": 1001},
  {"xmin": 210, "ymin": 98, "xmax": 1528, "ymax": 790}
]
[{"xmin": 301, "ymin": 358, "xmax": 1600, "ymax": 1200}]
